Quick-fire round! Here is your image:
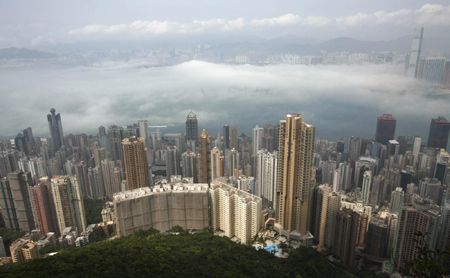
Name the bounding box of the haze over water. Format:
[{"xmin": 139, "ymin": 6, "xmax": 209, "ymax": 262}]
[{"xmin": 1, "ymin": 60, "xmax": 448, "ymax": 144}]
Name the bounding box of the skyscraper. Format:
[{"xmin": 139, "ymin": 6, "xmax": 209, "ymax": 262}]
[
  {"xmin": 230, "ymin": 125, "xmax": 238, "ymax": 151},
  {"xmin": 223, "ymin": 124, "xmax": 230, "ymax": 149},
  {"xmin": 181, "ymin": 151, "xmax": 197, "ymax": 182},
  {"xmin": 427, "ymin": 116, "xmax": 450, "ymax": 150},
  {"xmin": 361, "ymin": 171, "xmax": 372, "ymax": 204},
  {"xmin": 392, "ymin": 197, "xmax": 441, "ymax": 268},
  {"xmin": 389, "ymin": 187, "xmax": 404, "ymax": 214},
  {"xmin": 51, "ymin": 175, "xmax": 87, "ymax": 235},
  {"xmin": 197, "ymin": 130, "xmax": 211, "ymax": 184},
  {"xmin": 0, "ymin": 170, "xmax": 35, "ymax": 232},
  {"xmin": 138, "ymin": 120, "xmax": 150, "ymax": 149},
  {"xmin": 210, "ymin": 179, "xmax": 262, "ymax": 244},
  {"xmin": 47, "ymin": 108, "xmax": 64, "ymax": 152},
  {"xmin": 421, "ymin": 58, "xmax": 446, "ymax": 84},
  {"xmin": 166, "ymin": 146, "xmax": 180, "ymax": 179},
  {"xmin": 14, "ymin": 133, "xmax": 27, "ymax": 155},
  {"xmin": 211, "ymin": 147, "xmax": 221, "ymax": 181},
  {"xmin": 122, "ymin": 137, "xmax": 149, "ymax": 190},
  {"xmin": 256, "ymin": 149, "xmax": 278, "ymax": 207},
  {"xmin": 29, "ymin": 179, "xmax": 58, "ymax": 235},
  {"xmin": 442, "ymin": 61, "xmax": 450, "ymax": 87},
  {"xmin": 275, "ymin": 114, "xmax": 315, "ymax": 237},
  {"xmin": 22, "ymin": 127, "xmax": 34, "ymax": 154},
  {"xmin": 406, "ymin": 27, "xmax": 424, "ymax": 78},
  {"xmin": 333, "ymin": 207, "xmax": 360, "ymax": 267},
  {"xmin": 108, "ymin": 125, "xmax": 125, "ymax": 166},
  {"xmin": 252, "ymin": 125, "xmax": 263, "ymax": 155},
  {"xmin": 412, "ymin": 136, "xmax": 421, "ymax": 167},
  {"xmin": 375, "ymin": 114, "xmax": 396, "ymax": 146},
  {"xmin": 186, "ymin": 112, "xmax": 198, "ymax": 144}
]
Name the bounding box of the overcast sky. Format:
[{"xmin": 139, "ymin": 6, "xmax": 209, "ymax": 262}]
[{"xmin": 1, "ymin": 1, "xmax": 450, "ymax": 48}]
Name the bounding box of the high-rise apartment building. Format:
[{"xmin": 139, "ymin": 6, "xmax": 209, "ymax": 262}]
[
  {"xmin": 114, "ymin": 184, "xmax": 209, "ymax": 236},
  {"xmin": 0, "ymin": 237, "xmax": 6, "ymax": 258},
  {"xmin": 0, "ymin": 171, "xmax": 35, "ymax": 232},
  {"xmin": 185, "ymin": 112, "xmax": 198, "ymax": 144},
  {"xmin": 181, "ymin": 151, "xmax": 197, "ymax": 182},
  {"xmin": 166, "ymin": 146, "xmax": 181, "ymax": 179},
  {"xmin": 47, "ymin": 108, "xmax": 64, "ymax": 152},
  {"xmin": 230, "ymin": 126, "xmax": 238, "ymax": 150},
  {"xmin": 438, "ymin": 202, "xmax": 450, "ymax": 254},
  {"xmin": 138, "ymin": 120, "xmax": 150, "ymax": 149},
  {"xmin": 122, "ymin": 137, "xmax": 149, "ymax": 190},
  {"xmin": 361, "ymin": 171, "xmax": 372, "ymax": 204},
  {"xmin": 333, "ymin": 207, "xmax": 360, "ymax": 267},
  {"xmin": 392, "ymin": 197, "xmax": 441, "ymax": 268},
  {"xmin": 252, "ymin": 125, "xmax": 264, "ymax": 155},
  {"xmin": 365, "ymin": 218, "xmax": 388, "ymax": 258},
  {"xmin": 210, "ymin": 179, "xmax": 262, "ymax": 244},
  {"xmin": 406, "ymin": 27, "xmax": 424, "ymax": 78},
  {"xmin": 256, "ymin": 149, "xmax": 278, "ymax": 207},
  {"xmin": 275, "ymin": 114, "xmax": 315, "ymax": 238},
  {"xmin": 375, "ymin": 114, "xmax": 396, "ymax": 146},
  {"xmin": 29, "ymin": 179, "xmax": 58, "ymax": 236},
  {"xmin": 427, "ymin": 116, "xmax": 450, "ymax": 150},
  {"xmin": 51, "ymin": 175, "xmax": 87, "ymax": 235},
  {"xmin": 223, "ymin": 124, "xmax": 230, "ymax": 149},
  {"xmin": 442, "ymin": 61, "xmax": 450, "ymax": 87},
  {"xmin": 101, "ymin": 159, "xmax": 116, "ymax": 199},
  {"xmin": 108, "ymin": 125, "xmax": 125, "ymax": 166},
  {"xmin": 14, "ymin": 133, "xmax": 27, "ymax": 155},
  {"xmin": 389, "ymin": 187, "xmax": 404, "ymax": 214},
  {"xmin": 22, "ymin": 127, "xmax": 34, "ymax": 154},
  {"xmin": 197, "ymin": 130, "xmax": 211, "ymax": 184},
  {"xmin": 421, "ymin": 58, "xmax": 446, "ymax": 84},
  {"xmin": 211, "ymin": 147, "xmax": 221, "ymax": 181}
]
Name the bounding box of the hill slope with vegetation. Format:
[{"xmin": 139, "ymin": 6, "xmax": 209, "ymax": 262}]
[{"xmin": 0, "ymin": 228, "xmax": 349, "ymax": 278}]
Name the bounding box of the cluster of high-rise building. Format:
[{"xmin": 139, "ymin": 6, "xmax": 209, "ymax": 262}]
[
  {"xmin": 405, "ymin": 27, "xmax": 450, "ymax": 88},
  {"xmin": 1, "ymin": 106, "xmax": 450, "ymax": 274}
]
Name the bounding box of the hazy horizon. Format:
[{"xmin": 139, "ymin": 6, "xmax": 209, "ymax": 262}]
[{"xmin": 1, "ymin": 60, "xmax": 447, "ymax": 146}]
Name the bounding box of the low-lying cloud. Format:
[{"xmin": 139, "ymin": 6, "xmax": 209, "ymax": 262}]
[
  {"xmin": 69, "ymin": 4, "xmax": 450, "ymax": 37},
  {"xmin": 0, "ymin": 61, "xmax": 448, "ymax": 145}
]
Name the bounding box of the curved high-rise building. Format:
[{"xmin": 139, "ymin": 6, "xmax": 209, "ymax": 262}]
[{"xmin": 47, "ymin": 108, "xmax": 64, "ymax": 152}]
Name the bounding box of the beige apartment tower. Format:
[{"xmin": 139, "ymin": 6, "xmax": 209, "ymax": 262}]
[
  {"xmin": 51, "ymin": 175, "xmax": 87, "ymax": 235},
  {"xmin": 122, "ymin": 137, "xmax": 149, "ymax": 190},
  {"xmin": 211, "ymin": 147, "xmax": 221, "ymax": 181},
  {"xmin": 275, "ymin": 114, "xmax": 315, "ymax": 238},
  {"xmin": 197, "ymin": 130, "xmax": 211, "ymax": 184},
  {"xmin": 210, "ymin": 179, "xmax": 262, "ymax": 244}
]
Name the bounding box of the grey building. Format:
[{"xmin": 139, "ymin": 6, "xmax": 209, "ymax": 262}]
[{"xmin": 47, "ymin": 108, "xmax": 64, "ymax": 152}]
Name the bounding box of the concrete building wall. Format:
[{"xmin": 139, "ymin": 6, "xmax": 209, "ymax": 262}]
[{"xmin": 114, "ymin": 185, "xmax": 209, "ymax": 237}]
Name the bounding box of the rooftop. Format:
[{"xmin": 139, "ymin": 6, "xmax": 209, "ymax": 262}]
[
  {"xmin": 211, "ymin": 179, "xmax": 262, "ymax": 204},
  {"xmin": 113, "ymin": 183, "xmax": 209, "ymax": 202}
]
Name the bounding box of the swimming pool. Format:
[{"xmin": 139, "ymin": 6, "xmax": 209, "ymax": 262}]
[{"xmin": 255, "ymin": 244, "xmax": 280, "ymax": 257}]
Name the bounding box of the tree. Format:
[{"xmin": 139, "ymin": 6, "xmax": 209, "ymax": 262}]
[
  {"xmin": 88, "ymin": 226, "xmax": 107, "ymax": 243},
  {"xmin": 83, "ymin": 198, "xmax": 103, "ymax": 224},
  {"xmin": 397, "ymin": 231, "xmax": 450, "ymax": 278}
]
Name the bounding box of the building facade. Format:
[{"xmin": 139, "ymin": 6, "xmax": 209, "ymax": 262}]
[
  {"xmin": 210, "ymin": 179, "xmax": 262, "ymax": 244},
  {"xmin": 122, "ymin": 137, "xmax": 149, "ymax": 190},
  {"xmin": 114, "ymin": 184, "xmax": 209, "ymax": 236},
  {"xmin": 275, "ymin": 114, "xmax": 315, "ymax": 238}
]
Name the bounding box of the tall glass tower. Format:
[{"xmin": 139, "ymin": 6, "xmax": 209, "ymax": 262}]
[
  {"xmin": 406, "ymin": 27, "xmax": 424, "ymax": 78},
  {"xmin": 47, "ymin": 108, "xmax": 64, "ymax": 152}
]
